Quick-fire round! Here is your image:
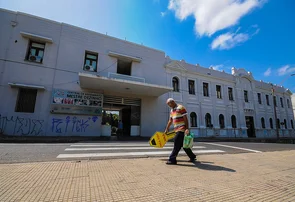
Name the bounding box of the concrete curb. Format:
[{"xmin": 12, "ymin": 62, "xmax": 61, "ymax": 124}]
[{"xmin": 1, "ymin": 135, "xmax": 295, "ymax": 144}]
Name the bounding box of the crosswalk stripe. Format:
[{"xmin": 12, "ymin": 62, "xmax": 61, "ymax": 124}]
[
  {"xmin": 204, "ymin": 143, "xmax": 262, "ymax": 153},
  {"xmin": 65, "ymin": 146, "xmax": 206, "ymax": 151},
  {"xmin": 57, "ymin": 150, "xmax": 225, "ymax": 158},
  {"xmin": 70, "ymin": 144, "xmax": 174, "ymax": 147}
]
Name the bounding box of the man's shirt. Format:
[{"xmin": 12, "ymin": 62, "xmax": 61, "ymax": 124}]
[{"xmin": 170, "ymin": 104, "xmax": 187, "ymax": 132}]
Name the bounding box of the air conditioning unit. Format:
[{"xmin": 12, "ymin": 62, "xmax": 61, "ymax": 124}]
[
  {"xmin": 29, "ymin": 55, "xmax": 36, "ymax": 61},
  {"xmin": 84, "ymin": 64, "xmax": 95, "ymax": 71}
]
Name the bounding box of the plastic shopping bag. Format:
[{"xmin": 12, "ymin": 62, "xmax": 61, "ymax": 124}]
[{"xmin": 183, "ymin": 132, "xmax": 194, "ymax": 148}]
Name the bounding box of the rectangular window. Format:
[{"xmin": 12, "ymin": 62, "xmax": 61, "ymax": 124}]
[
  {"xmin": 84, "ymin": 52, "xmax": 98, "ymax": 72},
  {"xmin": 216, "ymin": 85, "xmax": 222, "ymax": 99},
  {"xmin": 188, "ymin": 80, "xmax": 195, "ymax": 95},
  {"xmin": 117, "ymin": 59, "xmax": 132, "ymax": 76},
  {"xmin": 244, "ymin": 90, "xmax": 248, "ymax": 102},
  {"xmin": 274, "ymin": 96, "xmax": 277, "ymax": 107},
  {"xmin": 15, "ymin": 88, "xmax": 37, "ymax": 113},
  {"xmin": 266, "ymin": 95, "xmax": 270, "ymax": 105},
  {"xmin": 280, "ymin": 97, "xmax": 284, "ymax": 108},
  {"xmin": 228, "ymin": 87, "xmax": 234, "ymax": 101},
  {"xmin": 257, "ymin": 93, "xmax": 262, "ymax": 104},
  {"xmin": 203, "ymin": 82, "xmax": 209, "ymax": 97},
  {"xmin": 26, "ymin": 41, "xmax": 45, "ymax": 63}
]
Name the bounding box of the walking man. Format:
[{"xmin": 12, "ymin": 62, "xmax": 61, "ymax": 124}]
[{"xmin": 164, "ymin": 98, "xmax": 196, "ymax": 165}]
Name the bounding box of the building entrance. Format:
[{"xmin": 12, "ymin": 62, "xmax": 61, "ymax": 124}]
[
  {"xmin": 245, "ymin": 116, "xmax": 255, "ymax": 137},
  {"xmin": 102, "ymin": 96, "xmax": 141, "ymax": 137}
]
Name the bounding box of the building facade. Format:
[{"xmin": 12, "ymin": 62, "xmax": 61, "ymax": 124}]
[
  {"xmin": 165, "ymin": 59, "xmax": 295, "ymax": 138},
  {"xmin": 0, "ymin": 8, "xmax": 294, "ymax": 138},
  {"xmin": 292, "ymin": 94, "xmax": 295, "ymax": 120}
]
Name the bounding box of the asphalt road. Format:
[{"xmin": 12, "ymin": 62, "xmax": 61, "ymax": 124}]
[{"xmin": 1, "ymin": 141, "xmax": 295, "ymax": 164}]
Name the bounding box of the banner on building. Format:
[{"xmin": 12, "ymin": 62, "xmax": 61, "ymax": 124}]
[{"xmin": 50, "ymin": 89, "xmax": 103, "ymax": 115}]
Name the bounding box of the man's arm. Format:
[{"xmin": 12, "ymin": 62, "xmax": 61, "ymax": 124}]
[
  {"xmin": 164, "ymin": 117, "xmax": 172, "ymax": 133},
  {"xmin": 183, "ymin": 115, "xmax": 188, "ymax": 130}
]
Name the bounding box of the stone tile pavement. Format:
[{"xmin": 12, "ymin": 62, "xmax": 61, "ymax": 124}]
[{"xmin": 0, "ymin": 150, "xmax": 295, "ymax": 202}]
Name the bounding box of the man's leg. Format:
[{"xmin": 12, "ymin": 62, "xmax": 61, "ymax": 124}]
[
  {"xmin": 168, "ymin": 131, "xmax": 184, "ymax": 164},
  {"xmin": 183, "ymin": 148, "xmax": 196, "ymax": 161}
]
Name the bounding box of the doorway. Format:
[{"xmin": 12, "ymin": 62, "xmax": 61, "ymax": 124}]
[
  {"xmin": 102, "ymin": 96, "xmax": 141, "ymax": 137},
  {"xmin": 245, "ymin": 116, "xmax": 255, "ymax": 137}
]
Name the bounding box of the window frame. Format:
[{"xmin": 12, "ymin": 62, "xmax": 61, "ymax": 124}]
[
  {"xmin": 244, "ymin": 90, "xmax": 249, "ymax": 102},
  {"xmin": 25, "ymin": 40, "xmax": 45, "ymax": 63},
  {"xmin": 83, "ymin": 51, "xmax": 98, "ymax": 72},
  {"xmin": 216, "ymin": 85, "xmax": 222, "ymax": 99},
  {"xmin": 203, "ymin": 82, "xmax": 209, "ymax": 97},
  {"xmin": 205, "ymin": 113, "xmax": 212, "ymax": 128},
  {"xmin": 219, "ymin": 114, "xmax": 225, "ymax": 129},
  {"xmin": 261, "ymin": 117, "xmax": 265, "ymax": 129},
  {"xmin": 190, "ymin": 112, "xmax": 197, "ymax": 127},
  {"xmin": 188, "ymin": 79, "xmax": 195, "ymax": 95},
  {"xmin": 231, "ymin": 115, "xmax": 237, "ymax": 128},
  {"xmin": 15, "ymin": 88, "xmax": 38, "ymax": 113},
  {"xmin": 172, "ymin": 76, "xmax": 180, "ymax": 92},
  {"xmin": 280, "ymin": 97, "xmax": 284, "ymax": 108},
  {"xmin": 269, "ymin": 118, "xmax": 273, "ymax": 129},
  {"xmin": 117, "ymin": 58, "xmax": 132, "ymax": 76},
  {"xmin": 257, "ymin": 93, "xmax": 262, "ymax": 104},
  {"xmin": 266, "ymin": 95, "xmax": 270, "ymax": 106},
  {"xmin": 228, "ymin": 87, "xmax": 234, "ymax": 101}
]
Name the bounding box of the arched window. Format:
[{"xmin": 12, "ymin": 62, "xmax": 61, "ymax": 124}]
[
  {"xmin": 190, "ymin": 112, "xmax": 197, "ymax": 127},
  {"xmin": 287, "ymin": 99, "xmax": 290, "ymax": 108},
  {"xmin": 261, "ymin": 117, "xmax": 265, "ymax": 128},
  {"xmin": 231, "ymin": 115, "xmax": 237, "ymax": 128},
  {"xmin": 172, "ymin": 77, "xmax": 179, "ymax": 92},
  {"xmin": 284, "ymin": 119, "xmax": 287, "ymax": 129},
  {"xmin": 269, "ymin": 118, "xmax": 273, "ymax": 129},
  {"xmin": 291, "ymin": 120, "xmax": 294, "ymax": 129},
  {"xmin": 205, "ymin": 113, "xmax": 212, "ymax": 128},
  {"xmin": 219, "ymin": 114, "xmax": 225, "ymax": 129}
]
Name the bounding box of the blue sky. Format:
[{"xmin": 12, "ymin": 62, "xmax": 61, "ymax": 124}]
[{"xmin": 1, "ymin": 0, "xmax": 294, "ymax": 91}]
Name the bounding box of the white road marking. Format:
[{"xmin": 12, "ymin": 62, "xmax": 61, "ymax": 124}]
[
  {"xmin": 0, "ymin": 143, "xmax": 70, "ymax": 146},
  {"xmin": 204, "ymin": 143, "xmax": 262, "ymax": 153},
  {"xmin": 65, "ymin": 146, "xmax": 206, "ymax": 151},
  {"xmin": 57, "ymin": 150, "xmax": 225, "ymax": 158},
  {"xmin": 70, "ymin": 143, "xmax": 174, "ymax": 147}
]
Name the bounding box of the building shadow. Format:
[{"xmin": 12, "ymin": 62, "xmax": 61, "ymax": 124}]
[{"xmin": 160, "ymin": 159, "xmax": 236, "ymax": 172}]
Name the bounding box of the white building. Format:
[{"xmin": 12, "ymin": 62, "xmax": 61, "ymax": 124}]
[
  {"xmin": 165, "ymin": 59, "xmax": 295, "ymax": 138},
  {"xmin": 292, "ymin": 95, "xmax": 295, "ymax": 119},
  {"xmin": 0, "ymin": 8, "xmax": 294, "ymax": 138}
]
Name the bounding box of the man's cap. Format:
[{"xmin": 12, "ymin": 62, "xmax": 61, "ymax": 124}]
[{"xmin": 166, "ymin": 98, "xmax": 175, "ymax": 103}]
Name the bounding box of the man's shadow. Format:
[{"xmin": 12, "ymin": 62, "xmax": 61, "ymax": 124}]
[{"xmin": 160, "ymin": 159, "xmax": 236, "ymax": 172}]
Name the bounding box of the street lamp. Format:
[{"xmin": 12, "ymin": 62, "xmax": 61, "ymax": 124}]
[{"xmin": 271, "ymin": 74, "xmax": 295, "ymax": 140}]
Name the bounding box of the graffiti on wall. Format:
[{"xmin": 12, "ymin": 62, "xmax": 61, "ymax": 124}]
[
  {"xmin": 0, "ymin": 114, "xmax": 44, "ymax": 136},
  {"xmin": 51, "ymin": 116, "xmax": 99, "ymax": 134}
]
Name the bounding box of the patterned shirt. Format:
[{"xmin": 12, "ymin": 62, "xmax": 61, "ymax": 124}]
[{"xmin": 170, "ymin": 104, "xmax": 187, "ymax": 132}]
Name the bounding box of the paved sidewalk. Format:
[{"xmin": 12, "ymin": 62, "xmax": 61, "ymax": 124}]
[{"xmin": 0, "ymin": 151, "xmax": 295, "ymax": 202}]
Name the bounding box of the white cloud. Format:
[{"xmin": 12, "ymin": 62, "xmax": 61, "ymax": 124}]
[
  {"xmin": 161, "ymin": 12, "xmax": 166, "ymax": 17},
  {"xmin": 277, "ymin": 65, "xmax": 295, "ymax": 76},
  {"xmin": 210, "ymin": 64, "xmax": 224, "ymax": 71},
  {"xmin": 263, "ymin": 68, "xmax": 271, "ymax": 76},
  {"xmin": 168, "ymin": 0, "xmax": 265, "ymax": 37},
  {"xmin": 211, "ymin": 32, "xmax": 249, "ymax": 50}
]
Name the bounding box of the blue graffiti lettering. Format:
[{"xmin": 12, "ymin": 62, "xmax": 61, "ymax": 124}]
[{"xmin": 51, "ymin": 118, "xmax": 63, "ymax": 133}]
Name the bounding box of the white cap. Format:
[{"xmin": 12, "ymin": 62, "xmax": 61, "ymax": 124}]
[{"xmin": 166, "ymin": 98, "xmax": 174, "ymax": 103}]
